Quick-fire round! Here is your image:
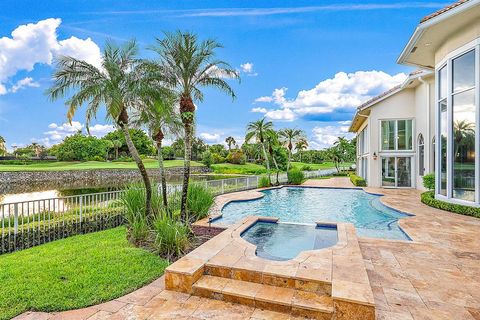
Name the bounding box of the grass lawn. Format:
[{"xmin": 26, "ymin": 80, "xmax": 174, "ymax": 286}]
[
  {"xmin": 0, "ymin": 227, "xmax": 168, "ymax": 320},
  {"xmin": 290, "ymin": 161, "xmax": 354, "ymax": 170},
  {"xmin": 210, "ymin": 162, "xmax": 267, "ymax": 175},
  {"xmin": 0, "ymin": 159, "xmax": 203, "ymax": 172}
]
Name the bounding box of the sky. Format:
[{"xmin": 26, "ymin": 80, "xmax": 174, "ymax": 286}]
[{"xmin": 0, "ymin": 0, "xmax": 449, "ymax": 151}]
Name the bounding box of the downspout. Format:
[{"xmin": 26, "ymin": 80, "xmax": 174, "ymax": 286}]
[{"xmin": 419, "ymin": 77, "xmax": 430, "ymax": 174}]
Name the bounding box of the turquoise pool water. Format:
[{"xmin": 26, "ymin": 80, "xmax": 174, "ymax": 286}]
[
  {"xmin": 241, "ymin": 222, "xmax": 338, "ymax": 260},
  {"xmin": 215, "ymin": 187, "xmax": 412, "ymax": 240}
]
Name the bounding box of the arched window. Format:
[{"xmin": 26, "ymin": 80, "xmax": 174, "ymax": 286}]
[{"xmin": 418, "ymin": 134, "xmax": 425, "ymax": 176}]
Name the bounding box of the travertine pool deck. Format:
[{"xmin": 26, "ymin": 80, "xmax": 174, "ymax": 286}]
[{"xmin": 16, "ymin": 177, "xmax": 480, "ymax": 319}]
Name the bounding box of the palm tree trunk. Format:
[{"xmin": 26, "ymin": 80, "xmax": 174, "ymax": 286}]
[
  {"xmin": 287, "ymin": 148, "xmax": 292, "ymax": 172},
  {"xmin": 271, "ymin": 154, "xmax": 280, "ymax": 185},
  {"xmin": 181, "ymin": 123, "xmax": 192, "ymax": 221},
  {"xmin": 261, "ymin": 143, "xmax": 271, "ymax": 183},
  {"xmin": 120, "ymin": 123, "xmax": 152, "ymax": 217},
  {"xmin": 157, "ymin": 140, "xmax": 168, "ymax": 210}
]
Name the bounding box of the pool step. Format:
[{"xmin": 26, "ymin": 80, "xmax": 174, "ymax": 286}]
[
  {"xmin": 192, "ymin": 275, "xmax": 334, "ymax": 319},
  {"xmin": 204, "ymin": 261, "xmax": 332, "ymax": 295}
]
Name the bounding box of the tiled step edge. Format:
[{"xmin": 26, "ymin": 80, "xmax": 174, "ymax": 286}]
[
  {"xmin": 192, "ymin": 275, "xmax": 333, "ymax": 319},
  {"xmin": 205, "ymin": 263, "xmax": 332, "ymax": 295}
]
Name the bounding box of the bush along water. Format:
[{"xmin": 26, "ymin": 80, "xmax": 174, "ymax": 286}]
[
  {"xmin": 258, "ymin": 175, "xmax": 271, "ymax": 188},
  {"xmin": 287, "ymin": 169, "xmax": 305, "ymax": 185}
]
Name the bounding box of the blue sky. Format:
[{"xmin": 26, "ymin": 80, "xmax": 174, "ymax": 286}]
[{"xmin": 0, "ymin": 1, "xmax": 448, "ymax": 150}]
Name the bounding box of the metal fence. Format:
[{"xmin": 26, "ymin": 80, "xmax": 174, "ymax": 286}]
[{"xmin": 0, "ymin": 168, "xmax": 341, "ymax": 254}]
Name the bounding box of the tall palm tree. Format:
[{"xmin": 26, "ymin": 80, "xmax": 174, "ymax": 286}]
[
  {"xmin": 265, "ymin": 130, "xmax": 282, "ymax": 185},
  {"xmin": 0, "ymin": 136, "xmax": 6, "ymax": 156},
  {"xmin": 295, "ymin": 139, "xmax": 308, "ymax": 162},
  {"xmin": 225, "ymin": 136, "xmax": 236, "ymax": 151},
  {"xmin": 132, "ymin": 95, "xmax": 182, "ymax": 210},
  {"xmin": 454, "ymin": 120, "xmax": 475, "ymax": 157},
  {"xmin": 245, "ymin": 118, "xmax": 274, "ymax": 180},
  {"xmin": 279, "ymin": 128, "xmax": 305, "ymax": 172},
  {"xmin": 48, "ymin": 40, "xmax": 155, "ymax": 216},
  {"xmin": 150, "ymin": 31, "xmax": 239, "ymax": 220}
]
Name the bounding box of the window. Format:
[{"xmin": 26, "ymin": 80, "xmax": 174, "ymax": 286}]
[
  {"xmin": 418, "ymin": 134, "xmax": 425, "ymax": 176},
  {"xmin": 380, "ymin": 119, "xmax": 413, "ymax": 151},
  {"xmin": 436, "ymin": 45, "xmax": 478, "ymax": 204},
  {"xmin": 358, "ymin": 126, "xmax": 369, "ymax": 155}
]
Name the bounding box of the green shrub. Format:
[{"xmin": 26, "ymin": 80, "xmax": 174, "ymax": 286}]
[
  {"xmin": 423, "ymin": 173, "xmax": 435, "ymax": 190},
  {"xmin": 226, "ymin": 150, "xmax": 246, "ymax": 164},
  {"xmin": 258, "ymin": 175, "xmax": 271, "ymax": 188},
  {"xmin": 186, "ymin": 184, "xmax": 214, "ymax": 221},
  {"xmin": 287, "ymin": 169, "xmax": 305, "ymax": 185},
  {"xmin": 152, "ymin": 215, "xmax": 190, "ymax": 259},
  {"xmin": 212, "ymin": 153, "xmax": 225, "ymax": 164},
  {"xmin": 350, "ymin": 174, "xmax": 366, "ymax": 187},
  {"xmin": 119, "ymin": 185, "xmax": 164, "ymax": 244},
  {"xmin": 202, "ymin": 151, "xmax": 213, "ymax": 168},
  {"xmin": 421, "ymin": 191, "xmax": 480, "ymax": 218},
  {"xmin": 88, "ymin": 155, "xmax": 106, "ymax": 162}
]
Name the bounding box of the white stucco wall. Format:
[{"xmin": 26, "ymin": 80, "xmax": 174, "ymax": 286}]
[{"xmin": 435, "ymin": 19, "xmax": 480, "ymax": 65}]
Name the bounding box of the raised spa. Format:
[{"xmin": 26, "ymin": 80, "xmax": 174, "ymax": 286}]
[
  {"xmin": 241, "ymin": 221, "xmax": 338, "ymax": 261},
  {"xmin": 215, "ymin": 187, "xmax": 412, "ymax": 240}
]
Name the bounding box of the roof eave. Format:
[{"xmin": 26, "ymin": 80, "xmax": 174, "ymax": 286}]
[{"xmin": 397, "ymin": 0, "xmax": 480, "ymax": 67}]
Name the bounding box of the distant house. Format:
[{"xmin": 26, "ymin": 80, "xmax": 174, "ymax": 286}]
[{"xmin": 350, "ymin": 0, "xmax": 480, "ymax": 207}]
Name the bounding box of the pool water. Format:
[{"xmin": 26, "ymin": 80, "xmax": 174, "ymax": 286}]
[
  {"xmin": 241, "ymin": 222, "xmax": 338, "ymax": 260},
  {"xmin": 216, "ymin": 187, "xmax": 411, "ymax": 240}
]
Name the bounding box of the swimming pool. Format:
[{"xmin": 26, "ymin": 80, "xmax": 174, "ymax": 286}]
[
  {"xmin": 241, "ymin": 221, "xmax": 338, "ymax": 260},
  {"xmin": 215, "ymin": 187, "xmax": 412, "ymax": 240}
]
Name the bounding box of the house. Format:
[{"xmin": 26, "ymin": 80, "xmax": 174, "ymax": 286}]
[{"xmin": 350, "ymin": 0, "xmax": 480, "ymax": 207}]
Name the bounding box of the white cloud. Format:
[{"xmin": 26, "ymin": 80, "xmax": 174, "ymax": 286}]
[
  {"xmin": 40, "ymin": 121, "xmax": 114, "ymax": 146},
  {"xmin": 0, "ymin": 18, "xmax": 102, "ymax": 94},
  {"xmin": 88, "ymin": 124, "xmax": 115, "ymax": 137},
  {"xmin": 253, "ymin": 71, "xmax": 406, "ymax": 122},
  {"xmin": 0, "ymin": 84, "xmax": 6, "ymax": 95},
  {"xmin": 251, "ymin": 107, "xmax": 268, "ymax": 113},
  {"xmin": 10, "ymin": 77, "xmax": 40, "ymax": 93},
  {"xmin": 240, "ymin": 62, "xmax": 258, "ymax": 76},
  {"xmin": 199, "ymin": 132, "xmax": 222, "ymax": 143},
  {"xmin": 310, "ymin": 123, "xmax": 354, "ymax": 149},
  {"xmin": 207, "ymin": 65, "xmax": 239, "ymax": 79}
]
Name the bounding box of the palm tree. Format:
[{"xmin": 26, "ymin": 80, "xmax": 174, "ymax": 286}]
[
  {"xmin": 245, "ymin": 118, "xmax": 273, "ymax": 180},
  {"xmin": 48, "ymin": 40, "xmax": 155, "ymax": 217},
  {"xmin": 295, "ymin": 139, "xmax": 308, "ymax": 162},
  {"xmin": 225, "ymin": 136, "xmax": 236, "ymax": 151},
  {"xmin": 132, "ymin": 95, "xmax": 182, "ymax": 210},
  {"xmin": 0, "ymin": 136, "xmax": 6, "ymax": 156},
  {"xmin": 112, "ymin": 139, "xmax": 122, "ymax": 159},
  {"xmin": 151, "ymin": 31, "xmax": 239, "ymax": 220},
  {"xmin": 454, "ymin": 120, "xmax": 475, "ymax": 157},
  {"xmin": 265, "ymin": 130, "xmax": 282, "ymax": 185},
  {"xmin": 279, "ymin": 128, "xmax": 305, "ymax": 172}
]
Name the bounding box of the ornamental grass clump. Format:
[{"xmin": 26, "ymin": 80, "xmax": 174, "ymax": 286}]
[
  {"xmin": 287, "ymin": 169, "xmax": 305, "ymax": 185},
  {"xmin": 258, "ymin": 175, "xmax": 271, "ymax": 188},
  {"xmin": 152, "ymin": 215, "xmax": 191, "ymax": 260}
]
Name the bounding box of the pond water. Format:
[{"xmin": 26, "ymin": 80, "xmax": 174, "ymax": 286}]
[{"xmin": 0, "ymin": 174, "xmax": 240, "ymax": 204}]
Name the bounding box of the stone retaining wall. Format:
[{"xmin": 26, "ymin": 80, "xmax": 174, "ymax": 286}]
[{"xmin": 0, "ymin": 166, "xmax": 211, "ymax": 194}]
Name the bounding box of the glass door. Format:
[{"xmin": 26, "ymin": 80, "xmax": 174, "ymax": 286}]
[{"xmin": 381, "ymin": 156, "xmax": 412, "ymax": 188}]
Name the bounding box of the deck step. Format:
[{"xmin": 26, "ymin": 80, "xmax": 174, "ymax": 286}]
[
  {"xmin": 204, "ymin": 262, "xmax": 332, "ymax": 295},
  {"xmin": 192, "ymin": 275, "xmax": 333, "ymax": 319}
]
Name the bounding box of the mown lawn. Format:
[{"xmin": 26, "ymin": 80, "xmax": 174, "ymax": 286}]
[
  {"xmin": 0, "ymin": 159, "xmax": 203, "ymax": 172},
  {"xmin": 211, "ymin": 162, "xmax": 267, "ymax": 175},
  {"xmin": 290, "ymin": 161, "xmax": 354, "ymax": 170},
  {"xmin": 0, "ymin": 227, "xmax": 168, "ymax": 320}
]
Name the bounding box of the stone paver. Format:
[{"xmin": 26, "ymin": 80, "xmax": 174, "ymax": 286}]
[{"xmin": 15, "ymin": 178, "xmax": 480, "ymax": 319}]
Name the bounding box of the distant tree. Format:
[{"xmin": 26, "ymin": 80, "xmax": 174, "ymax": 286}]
[
  {"xmin": 295, "ymin": 139, "xmax": 308, "ymax": 162},
  {"xmin": 112, "ymin": 140, "xmax": 122, "ymax": 159},
  {"xmin": 279, "ymin": 128, "xmax": 305, "ymax": 172},
  {"xmin": 55, "ymin": 133, "xmax": 108, "ymax": 161},
  {"xmin": 245, "ymin": 118, "xmax": 274, "ymax": 179},
  {"xmin": 225, "ymin": 136, "xmax": 236, "ymax": 151},
  {"xmin": 104, "ymin": 140, "xmax": 114, "ymax": 160},
  {"xmin": 208, "ymin": 144, "xmax": 228, "ymax": 157},
  {"xmin": 0, "ymin": 136, "xmax": 7, "ymax": 156},
  {"xmin": 104, "ymin": 129, "xmax": 155, "ymax": 156},
  {"xmin": 171, "ymin": 137, "xmax": 207, "ymax": 161}
]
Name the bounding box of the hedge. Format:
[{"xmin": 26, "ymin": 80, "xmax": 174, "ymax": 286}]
[
  {"xmin": 287, "ymin": 169, "xmax": 305, "ymax": 185},
  {"xmin": 350, "ymin": 174, "xmax": 366, "ymax": 187},
  {"xmin": 421, "ymin": 191, "xmax": 480, "ymax": 218}
]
